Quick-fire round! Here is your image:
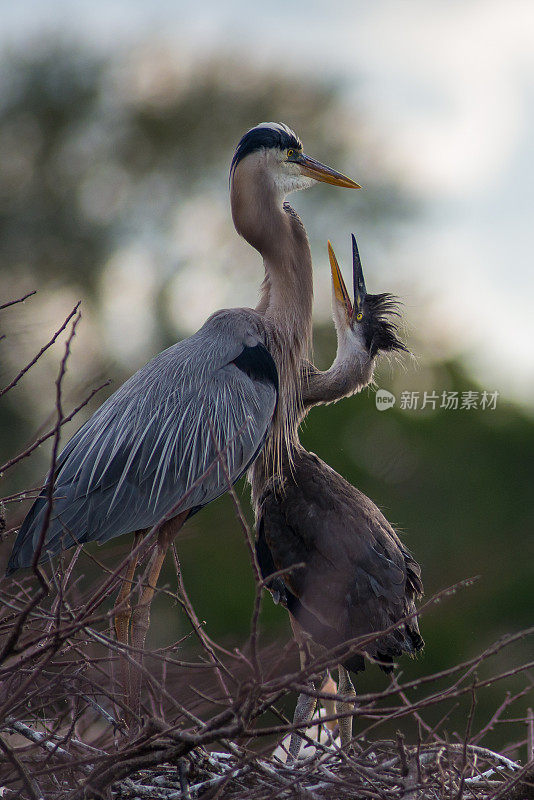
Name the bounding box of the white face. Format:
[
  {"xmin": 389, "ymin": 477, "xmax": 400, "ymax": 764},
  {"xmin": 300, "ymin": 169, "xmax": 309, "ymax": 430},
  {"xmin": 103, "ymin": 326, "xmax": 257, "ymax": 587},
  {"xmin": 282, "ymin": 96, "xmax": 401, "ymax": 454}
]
[
  {"xmin": 330, "ymin": 290, "xmax": 367, "ymax": 358},
  {"xmin": 262, "ymin": 147, "xmax": 316, "ymax": 197}
]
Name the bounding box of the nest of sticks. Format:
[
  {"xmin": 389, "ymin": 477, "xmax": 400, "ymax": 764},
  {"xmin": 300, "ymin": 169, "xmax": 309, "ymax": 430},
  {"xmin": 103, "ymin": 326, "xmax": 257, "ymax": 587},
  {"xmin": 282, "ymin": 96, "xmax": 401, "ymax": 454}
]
[
  {"xmin": 106, "ymin": 741, "xmax": 533, "ymax": 800},
  {"xmin": 1, "ymin": 719, "xmax": 531, "ymax": 799}
]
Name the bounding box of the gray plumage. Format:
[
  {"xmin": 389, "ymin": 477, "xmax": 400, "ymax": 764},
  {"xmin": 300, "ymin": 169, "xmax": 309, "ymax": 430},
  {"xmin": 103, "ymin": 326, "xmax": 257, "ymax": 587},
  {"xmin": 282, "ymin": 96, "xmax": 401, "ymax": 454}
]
[
  {"xmin": 7, "ymin": 124, "xmax": 361, "ymax": 730},
  {"xmin": 8, "ymin": 309, "xmax": 277, "ymax": 572},
  {"xmin": 8, "ymin": 121, "xmax": 359, "ymax": 577}
]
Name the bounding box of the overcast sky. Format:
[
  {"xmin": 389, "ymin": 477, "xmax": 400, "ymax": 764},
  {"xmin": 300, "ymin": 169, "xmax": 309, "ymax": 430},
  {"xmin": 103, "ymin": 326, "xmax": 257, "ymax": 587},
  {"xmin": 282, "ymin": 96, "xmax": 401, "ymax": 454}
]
[{"xmin": 3, "ymin": 0, "xmax": 534, "ymax": 403}]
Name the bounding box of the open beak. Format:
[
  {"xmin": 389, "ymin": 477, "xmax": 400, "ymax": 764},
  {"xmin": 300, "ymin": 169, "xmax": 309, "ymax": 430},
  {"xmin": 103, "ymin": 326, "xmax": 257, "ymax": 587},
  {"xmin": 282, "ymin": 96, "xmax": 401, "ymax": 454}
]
[
  {"xmin": 351, "ymin": 234, "xmax": 367, "ymax": 314},
  {"xmin": 293, "ymin": 153, "xmax": 360, "ymax": 189},
  {"xmin": 328, "ymin": 240, "xmax": 353, "ymax": 319}
]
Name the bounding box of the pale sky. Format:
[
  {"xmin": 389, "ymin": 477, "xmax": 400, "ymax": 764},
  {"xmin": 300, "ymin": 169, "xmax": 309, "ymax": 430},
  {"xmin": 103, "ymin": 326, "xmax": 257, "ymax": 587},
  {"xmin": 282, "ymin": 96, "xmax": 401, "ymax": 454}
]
[{"xmin": 3, "ymin": 0, "xmax": 534, "ymax": 402}]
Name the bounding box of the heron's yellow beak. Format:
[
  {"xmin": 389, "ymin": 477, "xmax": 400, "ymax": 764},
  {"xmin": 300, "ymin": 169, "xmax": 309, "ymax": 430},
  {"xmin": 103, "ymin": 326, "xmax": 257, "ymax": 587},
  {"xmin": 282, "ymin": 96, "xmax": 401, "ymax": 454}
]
[
  {"xmin": 328, "ymin": 241, "xmax": 353, "ymax": 319},
  {"xmin": 294, "ymin": 153, "xmax": 360, "ymax": 189}
]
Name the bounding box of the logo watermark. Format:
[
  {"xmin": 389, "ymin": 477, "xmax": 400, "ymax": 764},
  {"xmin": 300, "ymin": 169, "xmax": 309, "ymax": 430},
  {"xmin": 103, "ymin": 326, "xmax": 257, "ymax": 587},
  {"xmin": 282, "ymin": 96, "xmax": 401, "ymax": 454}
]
[
  {"xmin": 375, "ymin": 390, "xmax": 499, "ymax": 412},
  {"xmin": 375, "ymin": 389, "xmax": 396, "ymax": 411}
]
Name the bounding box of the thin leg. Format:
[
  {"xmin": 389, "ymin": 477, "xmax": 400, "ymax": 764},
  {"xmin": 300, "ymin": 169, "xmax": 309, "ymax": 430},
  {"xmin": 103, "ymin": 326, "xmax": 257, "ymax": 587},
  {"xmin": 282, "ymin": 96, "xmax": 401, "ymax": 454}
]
[
  {"xmin": 289, "ymin": 670, "xmax": 337, "ymax": 758},
  {"xmin": 320, "ymin": 671, "xmax": 338, "ymax": 734},
  {"xmin": 288, "ymin": 646, "xmax": 317, "ymax": 760},
  {"xmin": 114, "ymin": 532, "xmax": 142, "ymax": 710},
  {"xmin": 129, "ymin": 513, "xmax": 188, "ymax": 720},
  {"xmin": 336, "ymin": 665, "xmax": 357, "ymax": 748},
  {"xmin": 289, "ymin": 687, "xmax": 317, "ymax": 759},
  {"xmin": 129, "ymin": 539, "xmax": 168, "ymax": 719},
  {"xmin": 287, "ymin": 615, "xmax": 318, "ymax": 760}
]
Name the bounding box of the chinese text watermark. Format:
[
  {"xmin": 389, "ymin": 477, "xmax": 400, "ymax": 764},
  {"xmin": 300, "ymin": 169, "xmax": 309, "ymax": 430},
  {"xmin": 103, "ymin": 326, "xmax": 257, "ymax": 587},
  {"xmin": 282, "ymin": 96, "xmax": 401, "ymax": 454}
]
[{"xmin": 375, "ymin": 389, "xmax": 499, "ymax": 412}]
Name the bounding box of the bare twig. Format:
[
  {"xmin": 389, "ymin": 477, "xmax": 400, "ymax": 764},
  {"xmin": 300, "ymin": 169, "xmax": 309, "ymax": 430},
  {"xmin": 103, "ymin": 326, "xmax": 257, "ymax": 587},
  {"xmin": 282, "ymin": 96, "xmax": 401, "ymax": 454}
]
[
  {"xmin": 0, "ymin": 291, "xmax": 37, "ymax": 311},
  {"xmin": 31, "ymin": 310, "xmax": 81, "ymax": 591},
  {"xmin": 170, "ymin": 543, "xmax": 233, "ymax": 703},
  {"xmin": 0, "ymin": 302, "xmax": 79, "ymax": 399},
  {"xmin": 0, "ymin": 380, "xmax": 111, "ymax": 475},
  {"xmin": 0, "ymin": 736, "xmax": 43, "ymax": 800},
  {"xmin": 528, "ymin": 708, "xmax": 534, "ymax": 763}
]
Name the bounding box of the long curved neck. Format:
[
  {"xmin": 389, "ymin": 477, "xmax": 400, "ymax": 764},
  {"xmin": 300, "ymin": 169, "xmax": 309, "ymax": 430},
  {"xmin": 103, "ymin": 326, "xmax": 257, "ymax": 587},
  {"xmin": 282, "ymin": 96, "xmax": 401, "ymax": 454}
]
[
  {"xmin": 252, "ymin": 330, "xmax": 377, "ymax": 516},
  {"xmin": 301, "ymin": 327, "xmax": 375, "ymax": 418},
  {"xmin": 231, "ymin": 160, "xmax": 313, "ymax": 484},
  {"xmin": 231, "ymin": 166, "xmax": 313, "ymax": 351}
]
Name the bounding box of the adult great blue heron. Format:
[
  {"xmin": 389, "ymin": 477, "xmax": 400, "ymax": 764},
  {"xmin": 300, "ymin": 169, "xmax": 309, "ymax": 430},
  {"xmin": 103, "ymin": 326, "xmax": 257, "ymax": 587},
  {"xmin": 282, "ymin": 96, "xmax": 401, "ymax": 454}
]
[
  {"xmin": 256, "ymin": 238, "xmax": 423, "ymax": 755},
  {"xmin": 7, "ymin": 123, "xmax": 358, "ymax": 715}
]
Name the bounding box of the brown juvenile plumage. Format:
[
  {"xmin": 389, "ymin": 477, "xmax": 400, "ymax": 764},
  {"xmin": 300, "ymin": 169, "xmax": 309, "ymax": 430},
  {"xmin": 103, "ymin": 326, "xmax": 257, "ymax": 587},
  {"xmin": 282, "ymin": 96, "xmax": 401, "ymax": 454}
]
[
  {"xmin": 257, "ymin": 447, "xmax": 423, "ymax": 675},
  {"xmin": 255, "ymin": 237, "xmax": 423, "ymax": 756}
]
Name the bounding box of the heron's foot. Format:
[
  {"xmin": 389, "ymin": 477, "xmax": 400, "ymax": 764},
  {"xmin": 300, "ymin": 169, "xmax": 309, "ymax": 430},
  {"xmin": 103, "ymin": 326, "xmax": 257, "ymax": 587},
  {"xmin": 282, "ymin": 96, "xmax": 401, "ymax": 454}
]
[
  {"xmin": 288, "ymin": 688, "xmax": 317, "ymax": 760},
  {"xmin": 336, "ymin": 666, "xmax": 357, "ymax": 748}
]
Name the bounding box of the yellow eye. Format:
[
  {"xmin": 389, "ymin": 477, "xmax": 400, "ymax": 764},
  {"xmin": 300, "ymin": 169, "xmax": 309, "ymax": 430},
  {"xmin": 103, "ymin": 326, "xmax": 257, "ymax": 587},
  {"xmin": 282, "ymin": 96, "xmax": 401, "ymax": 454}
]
[
  {"xmin": 287, "ymin": 149, "xmax": 295, "ymax": 158},
  {"xmin": 356, "ymin": 312, "xmax": 363, "ymax": 321}
]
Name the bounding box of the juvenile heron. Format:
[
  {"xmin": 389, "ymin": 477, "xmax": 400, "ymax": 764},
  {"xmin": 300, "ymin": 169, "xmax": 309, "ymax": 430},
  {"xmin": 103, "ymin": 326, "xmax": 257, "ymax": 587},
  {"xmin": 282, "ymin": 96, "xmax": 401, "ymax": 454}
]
[
  {"xmin": 7, "ymin": 123, "xmax": 358, "ymax": 716},
  {"xmin": 256, "ymin": 237, "xmax": 424, "ymax": 755}
]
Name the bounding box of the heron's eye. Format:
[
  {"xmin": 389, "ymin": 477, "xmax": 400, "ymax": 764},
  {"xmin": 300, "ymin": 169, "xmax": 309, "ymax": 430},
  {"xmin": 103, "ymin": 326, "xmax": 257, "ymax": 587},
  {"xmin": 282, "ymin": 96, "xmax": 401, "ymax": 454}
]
[
  {"xmin": 287, "ymin": 149, "xmax": 295, "ymax": 159},
  {"xmin": 356, "ymin": 312, "xmax": 363, "ymax": 322}
]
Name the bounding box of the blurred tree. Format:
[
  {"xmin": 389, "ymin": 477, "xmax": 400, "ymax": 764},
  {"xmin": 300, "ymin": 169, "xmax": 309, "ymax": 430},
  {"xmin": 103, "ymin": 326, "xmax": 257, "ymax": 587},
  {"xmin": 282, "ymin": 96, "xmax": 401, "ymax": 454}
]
[
  {"xmin": 1, "ymin": 41, "xmax": 532, "ymax": 753},
  {"xmin": 0, "ymin": 48, "xmax": 106, "ymax": 289},
  {"xmin": 0, "ymin": 40, "xmax": 409, "ymax": 491},
  {"xmin": 0, "ymin": 43, "xmax": 407, "ymax": 295}
]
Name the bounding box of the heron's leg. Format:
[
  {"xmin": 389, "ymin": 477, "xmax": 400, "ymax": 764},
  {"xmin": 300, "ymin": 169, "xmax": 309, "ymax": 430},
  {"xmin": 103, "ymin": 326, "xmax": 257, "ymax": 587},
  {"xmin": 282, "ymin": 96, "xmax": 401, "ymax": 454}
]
[
  {"xmin": 336, "ymin": 665, "xmax": 357, "ymax": 748},
  {"xmin": 288, "ymin": 616, "xmax": 317, "ymax": 760},
  {"xmin": 128, "ymin": 536, "xmax": 169, "ymax": 719},
  {"xmin": 289, "ymin": 670, "xmax": 340, "ymax": 758},
  {"xmin": 289, "ymin": 694, "xmax": 317, "ymax": 759},
  {"xmin": 129, "ymin": 512, "xmax": 188, "ymax": 719},
  {"xmin": 320, "ymin": 671, "xmax": 338, "ymax": 734},
  {"xmin": 114, "ymin": 532, "xmax": 142, "ymax": 706},
  {"xmin": 288, "ymin": 653, "xmax": 318, "ymax": 760}
]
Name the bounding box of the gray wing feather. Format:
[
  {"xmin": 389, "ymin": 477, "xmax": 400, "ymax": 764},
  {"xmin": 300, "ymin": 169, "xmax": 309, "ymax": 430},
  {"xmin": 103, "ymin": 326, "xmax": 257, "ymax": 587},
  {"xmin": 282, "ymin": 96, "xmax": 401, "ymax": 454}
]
[{"xmin": 8, "ymin": 310, "xmax": 276, "ymax": 571}]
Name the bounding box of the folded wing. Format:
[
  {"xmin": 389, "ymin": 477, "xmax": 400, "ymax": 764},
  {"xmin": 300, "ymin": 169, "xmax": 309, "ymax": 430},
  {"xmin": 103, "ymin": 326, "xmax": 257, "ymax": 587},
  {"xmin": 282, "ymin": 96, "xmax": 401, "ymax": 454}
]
[{"xmin": 8, "ymin": 310, "xmax": 278, "ymax": 572}]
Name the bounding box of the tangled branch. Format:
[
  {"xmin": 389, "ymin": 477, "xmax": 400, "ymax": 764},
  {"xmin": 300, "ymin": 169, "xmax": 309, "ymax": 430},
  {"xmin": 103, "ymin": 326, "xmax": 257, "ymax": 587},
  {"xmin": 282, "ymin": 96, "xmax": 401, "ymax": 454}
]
[{"xmin": 1, "ymin": 298, "xmax": 532, "ymax": 799}]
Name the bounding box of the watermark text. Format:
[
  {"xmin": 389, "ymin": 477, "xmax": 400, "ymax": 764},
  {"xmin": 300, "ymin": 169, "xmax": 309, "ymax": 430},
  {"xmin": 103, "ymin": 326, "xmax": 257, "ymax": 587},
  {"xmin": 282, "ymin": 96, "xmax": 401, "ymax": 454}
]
[{"xmin": 375, "ymin": 389, "xmax": 499, "ymax": 412}]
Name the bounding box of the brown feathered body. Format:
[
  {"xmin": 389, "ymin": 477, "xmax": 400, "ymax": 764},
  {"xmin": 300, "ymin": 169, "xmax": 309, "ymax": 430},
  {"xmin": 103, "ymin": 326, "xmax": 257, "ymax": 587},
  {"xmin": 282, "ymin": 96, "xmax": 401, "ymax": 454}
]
[
  {"xmin": 257, "ymin": 447, "xmax": 423, "ymax": 673},
  {"xmin": 256, "ymin": 250, "xmax": 424, "ymax": 676}
]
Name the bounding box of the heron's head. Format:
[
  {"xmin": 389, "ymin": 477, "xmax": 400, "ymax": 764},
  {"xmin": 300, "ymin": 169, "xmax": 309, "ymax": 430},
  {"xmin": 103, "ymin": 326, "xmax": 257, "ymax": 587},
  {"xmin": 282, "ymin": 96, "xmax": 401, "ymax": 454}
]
[
  {"xmin": 328, "ymin": 235, "xmax": 407, "ymax": 357},
  {"xmin": 230, "ymin": 122, "xmax": 360, "ymax": 198}
]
